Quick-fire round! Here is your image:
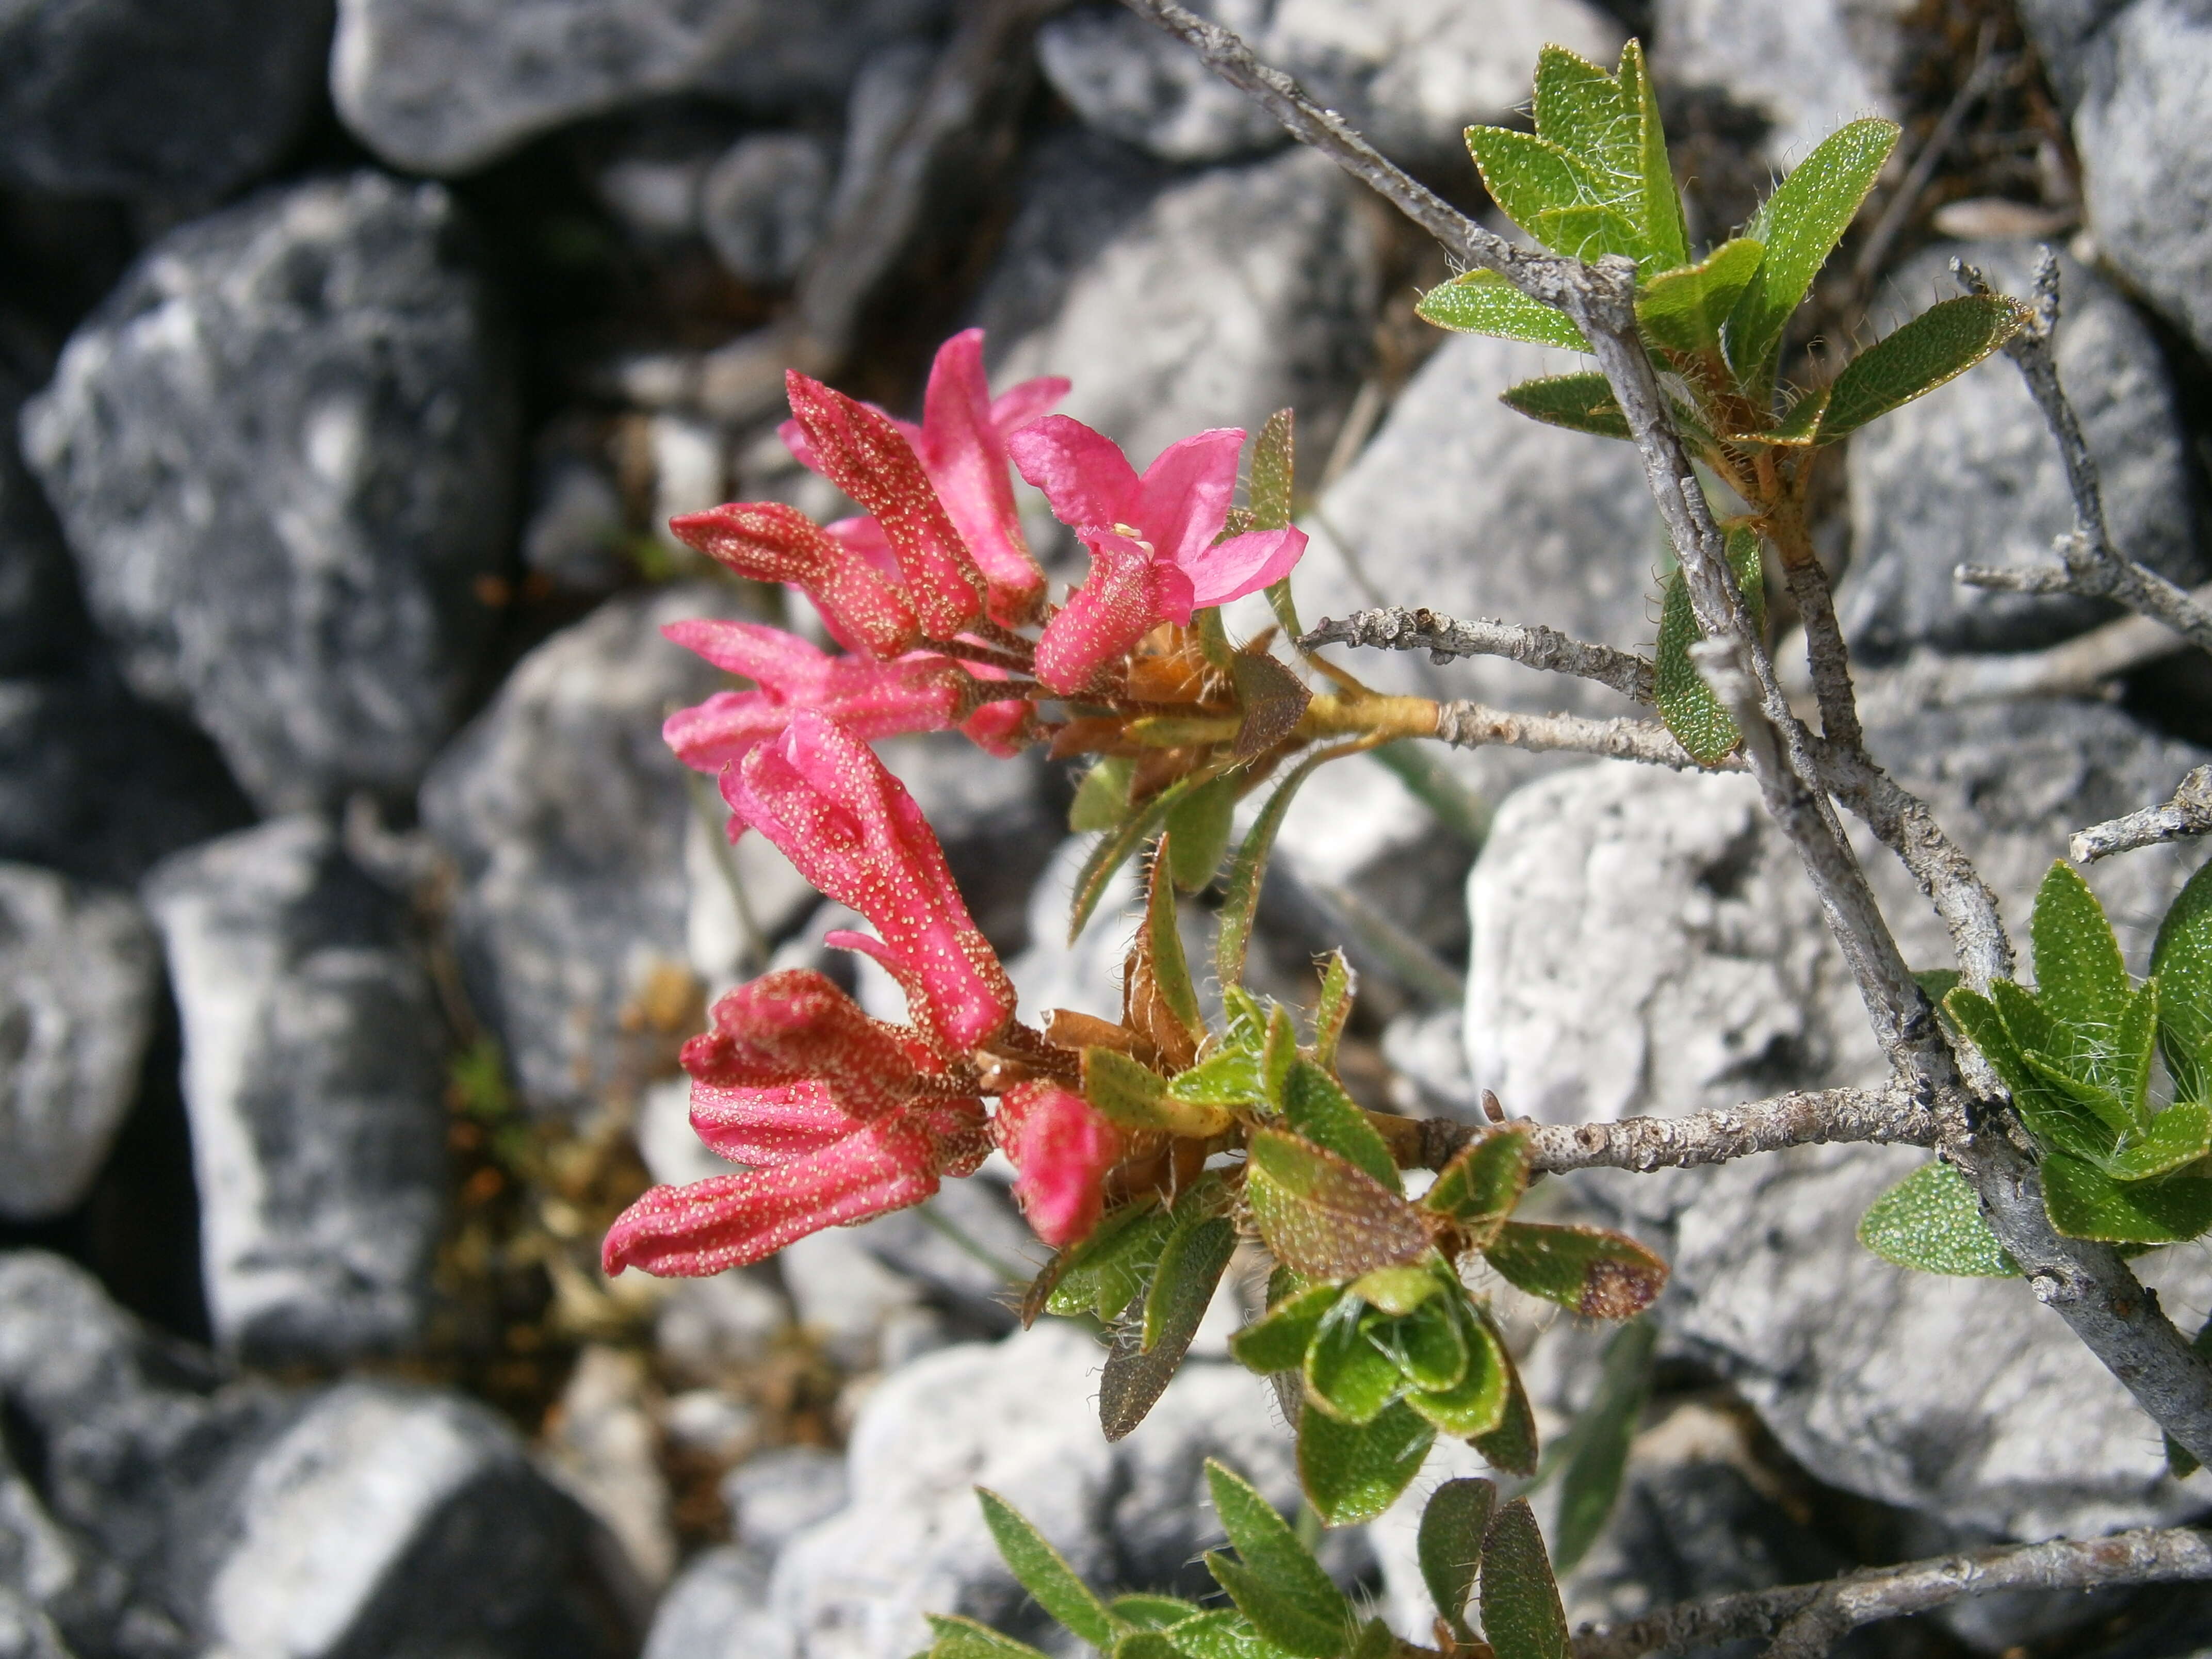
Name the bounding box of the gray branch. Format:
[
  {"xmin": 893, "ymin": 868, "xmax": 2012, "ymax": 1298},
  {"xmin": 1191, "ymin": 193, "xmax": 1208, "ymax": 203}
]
[
  {"xmin": 1571, "ymin": 1525, "xmax": 2212, "ymax": 1659},
  {"xmin": 1957, "ymin": 250, "xmax": 2212, "ymax": 655},
  {"xmin": 1302, "ymin": 607, "xmax": 1655, "ymax": 702},
  {"xmin": 2073, "ymin": 765, "xmax": 2212, "ymax": 864},
  {"xmin": 1432, "ymin": 701, "xmax": 1724, "ymax": 771},
  {"xmin": 1871, "ymin": 588, "xmax": 2206, "ymax": 711},
  {"xmin": 1122, "ymin": 0, "xmax": 2212, "ymax": 1473}
]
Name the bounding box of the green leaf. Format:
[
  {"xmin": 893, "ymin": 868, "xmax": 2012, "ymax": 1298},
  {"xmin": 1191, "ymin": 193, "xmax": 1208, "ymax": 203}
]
[
  {"xmin": 1085, "ymin": 1046, "xmax": 1232, "ymax": 1137},
  {"xmin": 1204, "ymin": 1461, "xmax": 1351, "ymax": 1656},
  {"xmin": 1635, "ymin": 238, "xmax": 1765, "ymax": 353},
  {"xmin": 1250, "ymin": 410, "xmax": 1295, "ymax": 531},
  {"xmin": 1229, "ymin": 652, "xmax": 1312, "ymax": 765},
  {"xmin": 2105, "ymin": 1100, "xmax": 2211, "ymax": 1182},
  {"xmin": 1479, "ymin": 1500, "xmax": 1570, "ymax": 1659},
  {"xmin": 976, "ymin": 1489, "xmax": 1125, "ymax": 1647},
  {"xmin": 1144, "ymin": 1189, "xmax": 1236, "ymax": 1353},
  {"xmin": 1417, "ymin": 1477, "xmax": 1496, "ymax": 1641},
  {"xmin": 2168, "ymin": 1311, "xmax": 2212, "ymax": 1478},
  {"xmin": 1499, "ymin": 372, "xmax": 1633, "ymax": 440},
  {"xmin": 1298, "ymin": 1396, "xmax": 1437, "ymax": 1527},
  {"xmin": 1618, "ymin": 40, "xmax": 1689, "ymax": 270},
  {"xmin": 1160, "ymin": 1610, "xmax": 1300, "ymax": 1659},
  {"xmin": 1305, "ymin": 1297, "xmax": 1408, "ymax": 1425},
  {"xmin": 1482, "ymin": 1222, "xmax": 1669, "ymax": 1319},
  {"xmin": 925, "ymin": 1615, "xmax": 1054, "ymax": 1659},
  {"xmin": 2118, "ymin": 982, "xmax": 2160, "ymax": 1133},
  {"xmin": 1385, "ymin": 1297, "xmax": 1469, "ymax": 1393},
  {"xmin": 1915, "ymin": 967, "xmax": 1964, "ymax": 1008},
  {"xmin": 1417, "ymin": 270, "xmax": 1588, "ymax": 351},
  {"xmin": 1858, "ymin": 1161, "xmax": 2016, "ymax": 1276},
  {"xmin": 1164, "ymin": 774, "xmax": 1240, "ymax": 892},
  {"xmin": 2019, "ymin": 1048, "xmax": 2140, "ymax": 1146},
  {"xmin": 1112, "ymin": 1597, "xmax": 1206, "ymax": 1633},
  {"xmin": 1473, "ymin": 1314, "xmax": 1541, "ymax": 1477},
  {"xmin": 1168, "ymin": 1045, "xmax": 1266, "ymax": 1109},
  {"xmin": 1313, "ymin": 952, "xmax": 1354, "ymax": 1071},
  {"xmin": 1533, "ymin": 202, "xmax": 1645, "ymax": 264},
  {"xmin": 1652, "ymin": 526, "xmax": 1764, "ymax": 766},
  {"xmin": 1246, "ymin": 1129, "xmax": 1433, "ymax": 1280},
  {"xmin": 1402, "ymin": 1303, "xmax": 1507, "ymax": 1438},
  {"xmin": 1070, "ymin": 756, "xmax": 1134, "ymax": 833},
  {"xmin": 1231, "ymin": 1281, "xmax": 1345, "ymax": 1375},
  {"xmin": 2042, "ymin": 1152, "xmax": 2212, "ymax": 1244},
  {"xmin": 1217, "ymin": 750, "xmax": 1330, "ymax": 988},
  {"xmin": 1549, "ymin": 1320, "xmax": 1656, "ymax": 1574},
  {"xmin": 1964, "ymin": 984, "xmax": 2122, "ymax": 1161},
  {"xmin": 1281, "ymin": 1059, "xmax": 1401, "ymax": 1192},
  {"xmin": 1071, "ymin": 771, "xmax": 1211, "ymax": 940},
  {"xmin": 1101, "ymin": 1212, "xmax": 1237, "ymax": 1440},
  {"xmin": 1463, "ymin": 127, "xmax": 1604, "ymax": 247},
  {"xmin": 1115, "ymin": 1635, "xmax": 1181, "ymax": 1659},
  {"xmin": 1144, "ymin": 841, "xmax": 1207, "ymax": 1043},
  {"xmin": 1533, "ymin": 44, "xmax": 1633, "ymax": 178},
  {"xmin": 2153, "ymin": 857, "xmax": 2212, "ymax": 1100},
  {"xmin": 1812, "ymin": 295, "xmax": 2026, "ymax": 442},
  {"xmin": 1725, "ymin": 118, "xmax": 1900, "ymax": 405},
  {"xmin": 2033, "ymin": 861, "xmax": 2131, "ymax": 1039},
  {"xmin": 1047, "ymin": 1196, "xmax": 1176, "ymax": 1319},
  {"xmin": 1349, "ymin": 1618, "xmax": 1394, "ymax": 1659},
  {"xmin": 1422, "ymin": 1126, "xmax": 1532, "ymax": 1246},
  {"xmin": 1262, "ymin": 1003, "xmax": 1299, "ymax": 1110},
  {"xmin": 1347, "ymin": 1263, "xmax": 1443, "ymax": 1318}
]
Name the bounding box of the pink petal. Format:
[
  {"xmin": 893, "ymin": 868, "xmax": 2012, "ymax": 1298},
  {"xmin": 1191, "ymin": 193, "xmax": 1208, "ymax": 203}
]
[
  {"xmin": 994, "ymin": 1081, "xmax": 1123, "ymax": 1247},
  {"xmin": 960, "ymin": 698, "xmax": 1031, "ymax": 757},
  {"xmin": 785, "ymin": 371, "xmax": 987, "ymax": 637},
  {"xmin": 823, "ymin": 516, "xmax": 903, "ymax": 581},
  {"xmin": 670, "ymin": 502, "xmax": 918, "ymax": 659},
  {"xmin": 662, "ymin": 619, "xmax": 833, "ymax": 687},
  {"xmin": 603, "ymin": 1117, "xmax": 941, "ymax": 1277},
  {"xmin": 1031, "ymin": 533, "xmax": 1164, "ymax": 694},
  {"xmin": 916, "ymin": 330, "xmax": 1045, "ymax": 624},
  {"xmin": 662, "ymin": 689, "xmax": 785, "ymax": 772},
  {"xmin": 1006, "ymin": 415, "xmax": 1142, "ymax": 536},
  {"xmin": 989, "ymin": 374, "xmax": 1072, "ymax": 441},
  {"xmin": 681, "ymin": 968, "xmax": 923, "ymax": 1118},
  {"xmin": 1177, "ymin": 525, "xmax": 1310, "ymax": 609},
  {"xmin": 1135, "ymin": 428, "xmax": 1244, "ymax": 571},
  {"xmin": 689, "ymin": 1078, "xmax": 861, "ymax": 1166},
  {"xmin": 724, "ymin": 713, "xmax": 1016, "ymax": 1051}
]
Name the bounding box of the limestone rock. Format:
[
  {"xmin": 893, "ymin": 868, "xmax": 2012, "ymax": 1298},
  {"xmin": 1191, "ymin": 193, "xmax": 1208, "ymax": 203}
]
[
  {"xmin": 1656, "ymin": 0, "xmax": 1911, "ymax": 166},
  {"xmin": 142, "ymin": 816, "xmax": 446, "ymax": 1363},
  {"xmin": 0, "ymin": 864, "xmax": 159, "ymax": 1222},
  {"xmin": 21, "ymin": 172, "xmax": 517, "ymax": 814}
]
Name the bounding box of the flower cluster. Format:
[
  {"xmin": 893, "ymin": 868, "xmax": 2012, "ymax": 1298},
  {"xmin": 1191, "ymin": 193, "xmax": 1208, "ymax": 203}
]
[{"xmin": 604, "ymin": 330, "xmax": 1309, "ymax": 1276}]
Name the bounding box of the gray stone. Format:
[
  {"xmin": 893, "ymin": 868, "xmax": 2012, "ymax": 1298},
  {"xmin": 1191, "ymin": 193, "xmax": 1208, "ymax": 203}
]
[
  {"xmin": 0, "ymin": 362, "xmax": 80, "ymax": 680},
  {"xmin": 330, "ymin": 0, "xmax": 946, "ymax": 176},
  {"xmin": 1840, "ymin": 241, "xmax": 2201, "ymax": 660},
  {"xmin": 2018, "ymin": 0, "xmax": 2134, "ymax": 107},
  {"xmin": 724, "ymin": 1446, "xmax": 848, "ymax": 1556},
  {"xmin": 0, "ymin": 864, "xmax": 158, "ymax": 1222},
  {"xmin": 654, "ymin": 1271, "xmax": 792, "ymax": 1387},
  {"xmin": 0, "ymin": 1250, "xmax": 619, "ymax": 1659},
  {"xmin": 420, "ymin": 582, "xmax": 743, "ymax": 1119},
  {"xmin": 769, "ymin": 1321, "xmax": 1330, "ymax": 1659},
  {"xmin": 541, "ymin": 1345, "xmax": 676, "ymax": 1604},
  {"xmin": 0, "ymin": 0, "xmax": 333, "ymax": 202},
  {"xmin": 2074, "ymin": 0, "xmax": 2212, "ymax": 358},
  {"xmin": 1037, "ymin": 0, "xmax": 1622, "ymax": 167},
  {"xmin": 21, "ymin": 172, "xmax": 517, "ymax": 816},
  {"xmin": 641, "ymin": 1547, "xmax": 784, "ymax": 1659},
  {"xmin": 702, "ymin": 134, "xmax": 836, "ymax": 288},
  {"xmin": 982, "ymin": 140, "xmax": 1380, "ymax": 500},
  {"xmin": 0, "ymin": 668, "xmax": 251, "ymax": 888},
  {"xmin": 875, "ymin": 732, "xmax": 1061, "ymax": 955},
  {"xmin": 142, "ymin": 815, "xmax": 446, "ymax": 1363},
  {"xmin": 1463, "ymin": 700, "xmax": 2212, "ymax": 1537},
  {"xmin": 1656, "ymin": 0, "xmax": 1911, "ymax": 166},
  {"xmin": 521, "ymin": 432, "xmax": 629, "ymax": 594}
]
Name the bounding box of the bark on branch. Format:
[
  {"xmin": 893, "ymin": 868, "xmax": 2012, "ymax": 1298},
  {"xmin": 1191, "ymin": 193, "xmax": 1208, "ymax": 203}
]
[
  {"xmin": 1432, "ymin": 701, "xmax": 1722, "ymax": 770},
  {"xmin": 2073, "ymin": 765, "xmax": 2212, "ymax": 864},
  {"xmin": 1302, "ymin": 607, "xmax": 1656, "ymax": 703},
  {"xmin": 1570, "ymin": 1525, "xmax": 2212, "ymax": 1659}
]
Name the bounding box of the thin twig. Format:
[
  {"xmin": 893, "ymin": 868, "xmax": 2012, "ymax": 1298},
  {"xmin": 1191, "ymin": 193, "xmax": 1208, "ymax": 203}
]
[
  {"xmin": 1571, "ymin": 1525, "xmax": 2212, "ymax": 1659},
  {"xmin": 1122, "ymin": 0, "xmax": 2212, "ymax": 1472},
  {"xmin": 1850, "ymin": 30, "xmax": 2009, "ymax": 291},
  {"xmin": 1431, "ymin": 701, "xmax": 1727, "ymax": 771},
  {"xmin": 1302, "ymin": 607, "xmax": 1655, "ymax": 703},
  {"xmin": 1870, "ymin": 588, "xmax": 2206, "ymax": 711},
  {"xmin": 2072, "ymin": 765, "xmax": 2212, "ymax": 864},
  {"xmin": 1957, "ymin": 250, "xmax": 2212, "ymax": 655}
]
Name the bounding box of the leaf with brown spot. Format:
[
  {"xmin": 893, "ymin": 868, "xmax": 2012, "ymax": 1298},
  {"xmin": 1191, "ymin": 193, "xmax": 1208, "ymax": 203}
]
[
  {"xmin": 1422, "ymin": 1127, "xmax": 1532, "ymax": 1248},
  {"xmin": 1124, "ymin": 840, "xmax": 1203, "ymax": 1071},
  {"xmin": 1230, "ymin": 652, "xmax": 1312, "ymax": 761},
  {"xmin": 1245, "ymin": 1128, "xmax": 1432, "ymax": 1280},
  {"xmin": 1481, "ymin": 1222, "xmax": 1668, "ymax": 1319}
]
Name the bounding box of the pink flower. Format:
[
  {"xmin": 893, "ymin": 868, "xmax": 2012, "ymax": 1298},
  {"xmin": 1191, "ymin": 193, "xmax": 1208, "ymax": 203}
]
[
  {"xmin": 603, "ymin": 968, "xmax": 993, "ymax": 1277},
  {"xmin": 783, "ymin": 370, "xmax": 990, "ymax": 638},
  {"xmin": 785, "ymin": 330, "xmax": 1065, "ymax": 627},
  {"xmin": 722, "ymin": 710, "xmax": 1017, "ymax": 1053},
  {"xmin": 994, "ymin": 1080, "xmax": 1125, "ymax": 1247},
  {"xmin": 1007, "ymin": 417, "xmax": 1308, "ymax": 694},
  {"xmin": 669, "ymin": 501, "xmax": 919, "ymax": 659}
]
